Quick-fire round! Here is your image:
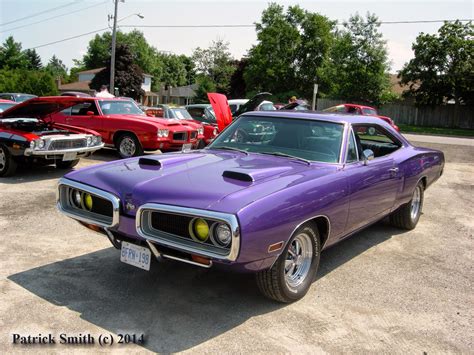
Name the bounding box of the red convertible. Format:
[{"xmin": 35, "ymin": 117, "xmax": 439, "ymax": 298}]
[
  {"xmin": 323, "ymin": 104, "xmax": 400, "ymax": 131},
  {"xmin": 51, "ymin": 98, "xmax": 200, "ymax": 158}
]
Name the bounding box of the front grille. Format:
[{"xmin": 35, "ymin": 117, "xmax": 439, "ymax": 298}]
[
  {"xmin": 190, "ymin": 131, "xmax": 197, "ymax": 139},
  {"xmin": 50, "ymin": 139, "xmax": 86, "ymax": 150},
  {"xmin": 58, "ymin": 182, "xmax": 119, "ymax": 227},
  {"xmin": 151, "ymin": 212, "xmax": 192, "ymax": 238},
  {"xmin": 173, "ymin": 132, "xmax": 187, "ymax": 141}
]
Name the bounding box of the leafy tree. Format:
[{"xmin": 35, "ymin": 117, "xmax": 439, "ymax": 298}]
[
  {"xmin": 228, "ymin": 59, "xmax": 247, "ymax": 98},
  {"xmin": 0, "ymin": 69, "xmax": 58, "ymax": 96},
  {"xmin": 399, "ymin": 20, "xmax": 473, "ymax": 105},
  {"xmin": 0, "ymin": 36, "xmax": 27, "ymax": 69},
  {"xmin": 193, "ymin": 75, "xmax": 216, "ymax": 103},
  {"xmin": 90, "ymin": 44, "xmax": 144, "ymax": 99},
  {"xmin": 321, "ymin": 13, "xmax": 391, "ymax": 105},
  {"xmin": 245, "ymin": 4, "xmax": 335, "ymax": 100},
  {"xmin": 192, "ymin": 39, "xmax": 235, "ymax": 94},
  {"xmin": 158, "ymin": 53, "xmax": 188, "ymax": 88},
  {"xmin": 45, "ymin": 55, "xmax": 68, "ymax": 82},
  {"xmin": 24, "ymin": 49, "xmax": 42, "ymax": 70}
]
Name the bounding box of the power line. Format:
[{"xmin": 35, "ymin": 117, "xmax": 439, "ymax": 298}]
[
  {"xmin": 25, "ymin": 18, "xmax": 473, "ymax": 50},
  {"xmin": 1, "ymin": 1, "xmax": 108, "ymax": 33},
  {"xmin": 0, "ymin": 1, "xmax": 83, "ymax": 27}
]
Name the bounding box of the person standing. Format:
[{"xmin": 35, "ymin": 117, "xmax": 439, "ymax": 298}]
[{"xmin": 95, "ymin": 85, "xmax": 115, "ymax": 98}]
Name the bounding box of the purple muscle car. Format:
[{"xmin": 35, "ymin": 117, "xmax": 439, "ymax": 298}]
[{"xmin": 57, "ymin": 111, "xmax": 444, "ymax": 302}]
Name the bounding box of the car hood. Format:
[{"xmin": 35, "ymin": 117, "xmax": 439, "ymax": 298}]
[
  {"xmin": 65, "ymin": 150, "xmax": 337, "ymax": 215},
  {"xmin": 0, "ymin": 96, "xmax": 95, "ymax": 120}
]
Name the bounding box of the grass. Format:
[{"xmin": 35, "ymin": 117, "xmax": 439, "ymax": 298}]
[{"xmin": 398, "ymin": 124, "xmax": 474, "ymax": 137}]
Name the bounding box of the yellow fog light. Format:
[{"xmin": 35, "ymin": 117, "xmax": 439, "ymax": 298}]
[
  {"xmin": 190, "ymin": 218, "xmax": 209, "ymax": 242},
  {"xmin": 83, "ymin": 193, "xmax": 93, "ymax": 211}
]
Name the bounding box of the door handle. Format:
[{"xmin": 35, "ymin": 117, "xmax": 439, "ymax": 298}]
[{"xmin": 389, "ymin": 167, "xmax": 399, "ymax": 173}]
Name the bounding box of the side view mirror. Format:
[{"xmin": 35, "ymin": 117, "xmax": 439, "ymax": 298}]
[
  {"xmin": 86, "ymin": 111, "xmax": 95, "ymax": 116},
  {"xmin": 362, "ymin": 149, "xmax": 375, "ymax": 165}
]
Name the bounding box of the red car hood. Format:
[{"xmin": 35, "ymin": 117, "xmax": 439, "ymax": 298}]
[
  {"xmin": 106, "ymin": 114, "xmax": 197, "ymax": 130},
  {"xmin": 0, "ymin": 96, "xmax": 96, "ymax": 120},
  {"xmin": 207, "ymin": 93, "xmax": 232, "ymax": 131}
]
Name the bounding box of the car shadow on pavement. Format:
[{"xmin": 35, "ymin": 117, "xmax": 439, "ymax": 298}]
[
  {"xmin": 0, "ymin": 165, "xmax": 71, "ymax": 184},
  {"xmin": 8, "ymin": 220, "xmax": 405, "ymax": 353}
]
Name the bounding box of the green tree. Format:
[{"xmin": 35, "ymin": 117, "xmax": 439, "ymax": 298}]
[
  {"xmin": 0, "ymin": 69, "xmax": 58, "ymax": 96},
  {"xmin": 245, "ymin": 4, "xmax": 335, "ymax": 99},
  {"xmin": 24, "ymin": 49, "xmax": 42, "ymax": 70},
  {"xmin": 45, "ymin": 55, "xmax": 68, "ymax": 82},
  {"xmin": 90, "ymin": 44, "xmax": 144, "ymax": 99},
  {"xmin": 0, "ymin": 36, "xmax": 27, "ymax": 69},
  {"xmin": 228, "ymin": 59, "xmax": 247, "ymax": 98},
  {"xmin": 399, "ymin": 20, "xmax": 473, "ymax": 105},
  {"xmin": 193, "ymin": 75, "xmax": 216, "ymax": 103},
  {"xmin": 158, "ymin": 53, "xmax": 188, "ymax": 88},
  {"xmin": 192, "ymin": 39, "xmax": 235, "ymax": 94},
  {"xmin": 321, "ymin": 13, "xmax": 391, "ymax": 105}
]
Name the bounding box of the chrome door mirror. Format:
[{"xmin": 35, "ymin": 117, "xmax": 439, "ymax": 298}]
[{"xmin": 362, "ymin": 149, "xmax": 375, "ymax": 165}]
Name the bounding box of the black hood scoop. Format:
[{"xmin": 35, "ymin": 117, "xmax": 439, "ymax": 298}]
[{"xmin": 222, "ymin": 170, "xmax": 253, "ymax": 182}]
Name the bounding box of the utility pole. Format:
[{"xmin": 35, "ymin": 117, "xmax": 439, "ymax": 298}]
[{"xmin": 109, "ymin": 0, "xmax": 120, "ymax": 95}]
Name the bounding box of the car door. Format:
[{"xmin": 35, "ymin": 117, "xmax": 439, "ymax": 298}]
[
  {"xmin": 64, "ymin": 102, "xmax": 103, "ymax": 135},
  {"xmin": 343, "ymin": 124, "xmax": 402, "ymax": 233}
]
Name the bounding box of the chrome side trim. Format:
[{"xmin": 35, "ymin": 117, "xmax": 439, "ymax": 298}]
[
  {"xmin": 136, "ymin": 203, "xmax": 240, "ymax": 261},
  {"xmin": 56, "ymin": 177, "xmax": 121, "ymax": 228}
]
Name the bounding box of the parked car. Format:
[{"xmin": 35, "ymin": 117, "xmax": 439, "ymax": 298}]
[
  {"xmin": 228, "ymin": 98, "xmax": 275, "ymax": 114},
  {"xmin": 56, "ymin": 99, "xmax": 444, "ymax": 302},
  {"xmin": 50, "ymin": 97, "xmax": 200, "ymax": 158},
  {"xmin": 0, "ymin": 99, "xmax": 17, "ymax": 113},
  {"xmin": 0, "ymin": 96, "xmax": 104, "ymax": 177},
  {"xmin": 323, "ymin": 104, "xmax": 400, "ymax": 131},
  {"xmin": 152, "ymin": 105, "xmax": 218, "ymax": 148},
  {"xmin": 185, "ymin": 104, "xmax": 218, "ymax": 125},
  {"xmin": 0, "ymin": 93, "xmax": 37, "ymax": 102}
]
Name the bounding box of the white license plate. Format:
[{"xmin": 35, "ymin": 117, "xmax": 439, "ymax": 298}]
[
  {"xmin": 181, "ymin": 143, "xmax": 192, "ymax": 152},
  {"xmin": 62, "ymin": 152, "xmax": 77, "ymax": 161},
  {"xmin": 120, "ymin": 241, "xmax": 152, "ymax": 271}
]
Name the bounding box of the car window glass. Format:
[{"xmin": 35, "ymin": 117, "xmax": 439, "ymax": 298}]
[
  {"xmin": 362, "ymin": 108, "xmax": 377, "ymax": 115},
  {"xmin": 70, "ymin": 102, "xmax": 99, "ymax": 115},
  {"xmin": 354, "ymin": 125, "xmax": 401, "ymax": 158},
  {"xmin": 346, "ymin": 130, "xmax": 358, "ymax": 163}
]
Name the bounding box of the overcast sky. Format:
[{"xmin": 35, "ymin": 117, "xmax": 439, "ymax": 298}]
[{"xmin": 1, "ymin": 0, "xmax": 472, "ymax": 73}]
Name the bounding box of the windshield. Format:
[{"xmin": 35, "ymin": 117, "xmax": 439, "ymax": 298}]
[
  {"xmin": 98, "ymin": 100, "xmax": 144, "ymax": 115},
  {"xmin": 15, "ymin": 94, "xmax": 36, "ymax": 103},
  {"xmin": 208, "ymin": 115, "xmax": 344, "ymax": 163},
  {"xmin": 169, "ymin": 108, "xmax": 193, "ymax": 120},
  {"xmin": 0, "ymin": 103, "xmax": 16, "ymax": 112}
]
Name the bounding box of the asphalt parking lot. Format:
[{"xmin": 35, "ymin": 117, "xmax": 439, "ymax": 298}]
[{"xmin": 0, "ymin": 137, "xmax": 472, "ymax": 354}]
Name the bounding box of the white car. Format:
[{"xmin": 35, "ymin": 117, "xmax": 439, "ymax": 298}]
[{"xmin": 228, "ymin": 99, "xmax": 275, "ymax": 114}]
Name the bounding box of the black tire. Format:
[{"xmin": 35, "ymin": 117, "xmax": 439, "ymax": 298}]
[
  {"xmin": 256, "ymin": 223, "xmax": 321, "ymax": 303},
  {"xmin": 115, "ymin": 133, "xmax": 143, "ymax": 159},
  {"xmin": 56, "ymin": 159, "xmax": 80, "ymax": 169},
  {"xmin": 390, "ymin": 181, "xmax": 424, "ymax": 230},
  {"xmin": 0, "ymin": 144, "xmax": 17, "ymax": 177}
]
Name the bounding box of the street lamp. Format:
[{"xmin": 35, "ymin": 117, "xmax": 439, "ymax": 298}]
[{"xmin": 109, "ymin": 0, "xmax": 144, "ymax": 95}]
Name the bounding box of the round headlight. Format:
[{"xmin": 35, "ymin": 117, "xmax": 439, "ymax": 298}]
[
  {"xmin": 86, "ymin": 136, "xmax": 92, "ymax": 146},
  {"xmin": 30, "ymin": 141, "xmax": 35, "ymax": 149},
  {"xmin": 190, "ymin": 218, "xmax": 209, "ymax": 242},
  {"xmin": 71, "ymin": 190, "xmax": 82, "ymax": 208},
  {"xmin": 212, "ymin": 223, "xmax": 232, "ymax": 247},
  {"xmin": 213, "ymin": 128, "xmax": 218, "ymax": 136},
  {"xmin": 38, "ymin": 139, "xmax": 45, "ymax": 149},
  {"xmin": 83, "ymin": 193, "xmax": 93, "ymax": 211}
]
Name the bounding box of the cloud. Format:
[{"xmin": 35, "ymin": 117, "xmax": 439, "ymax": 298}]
[{"xmin": 386, "ymin": 40, "xmax": 414, "ymax": 72}]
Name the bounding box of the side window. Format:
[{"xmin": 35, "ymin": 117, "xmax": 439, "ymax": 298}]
[
  {"xmin": 187, "ymin": 108, "xmax": 202, "ymax": 120},
  {"xmin": 346, "ymin": 130, "xmax": 358, "ymax": 163},
  {"xmin": 70, "ymin": 102, "xmax": 98, "ymax": 116},
  {"xmin": 354, "ymin": 124, "xmax": 401, "ymax": 158}
]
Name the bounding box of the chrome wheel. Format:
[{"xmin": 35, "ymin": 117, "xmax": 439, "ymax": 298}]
[
  {"xmin": 285, "ymin": 232, "xmax": 313, "ymax": 288},
  {"xmin": 119, "ymin": 137, "xmax": 136, "ymax": 157},
  {"xmin": 0, "ymin": 147, "xmax": 6, "ymax": 172},
  {"xmin": 410, "ymin": 185, "xmax": 422, "ymax": 220}
]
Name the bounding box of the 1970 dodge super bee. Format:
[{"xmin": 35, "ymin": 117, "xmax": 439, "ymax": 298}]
[{"xmin": 57, "ymin": 110, "xmax": 444, "ymax": 302}]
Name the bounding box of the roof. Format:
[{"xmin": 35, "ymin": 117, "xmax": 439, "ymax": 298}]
[
  {"xmin": 77, "ymin": 68, "xmax": 105, "ymax": 75},
  {"xmin": 59, "ymin": 81, "xmax": 94, "ymax": 92},
  {"xmin": 389, "ymin": 74, "xmax": 411, "ymax": 95}
]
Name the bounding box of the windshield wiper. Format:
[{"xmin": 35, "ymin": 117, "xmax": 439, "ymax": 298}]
[
  {"xmin": 259, "ymin": 151, "xmax": 311, "ymax": 165},
  {"xmin": 210, "ymin": 146, "xmax": 249, "ymax": 155}
]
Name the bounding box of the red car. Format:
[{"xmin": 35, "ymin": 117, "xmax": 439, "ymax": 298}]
[
  {"xmin": 51, "ymin": 98, "xmax": 200, "ymax": 158},
  {"xmin": 150, "ymin": 105, "xmax": 218, "ymax": 148},
  {"xmin": 0, "ymin": 97, "xmax": 104, "ymax": 177},
  {"xmin": 323, "ymin": 104, "xmax": 399, "ymax": 131},
  {"xmin": 0, "ymin": 99, "xmax": 17, "ymax": 113}
]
